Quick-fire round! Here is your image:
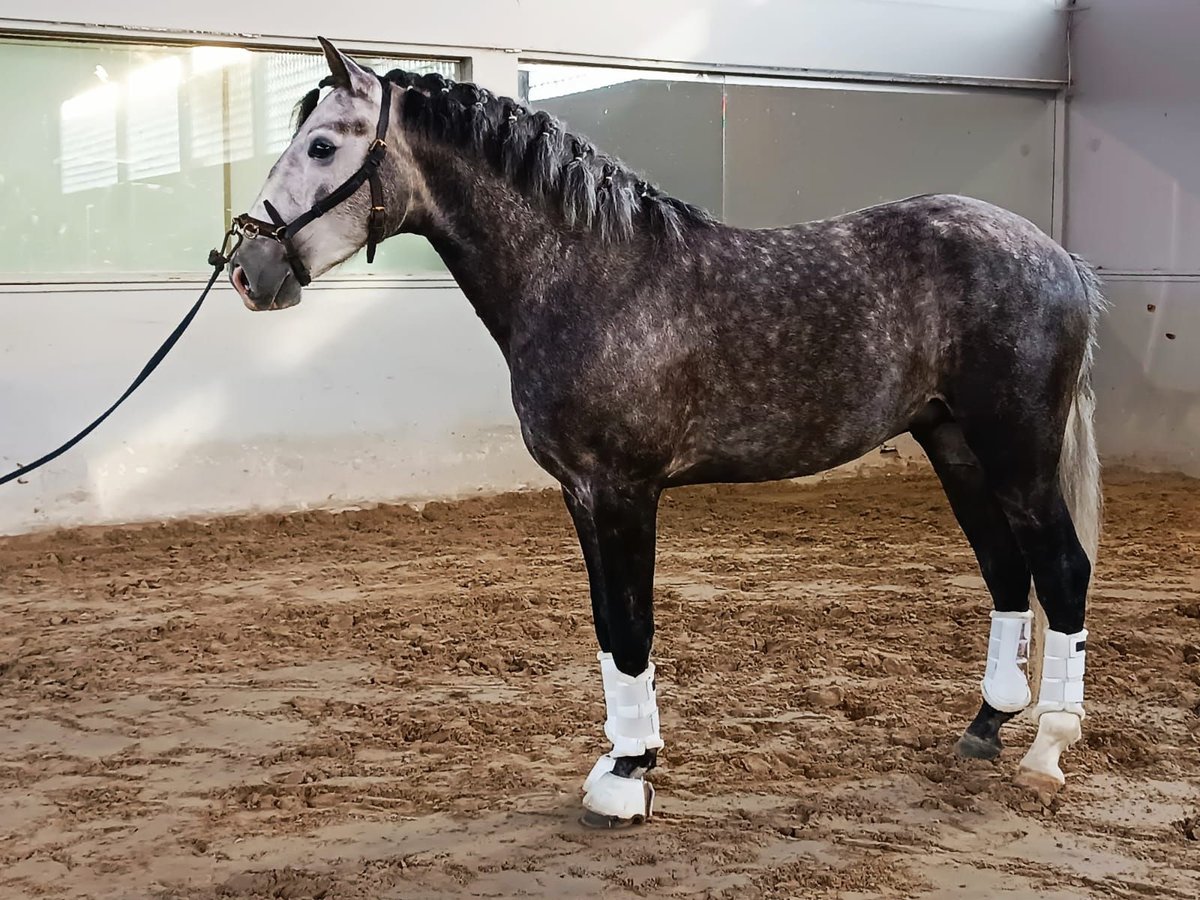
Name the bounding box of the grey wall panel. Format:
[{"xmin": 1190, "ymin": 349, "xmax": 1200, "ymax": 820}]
[
  {"xmin": 1, "ymin": 1, "xmax": 1068, "ymax": 85},
  {"xmin": 1066, "ymin": 0, "xmax": 1200, "ymax": 274},
  {"xmin": 1064, "ymin": 1, "xmax": 1200, "ymax": 474},
  {"xmin": 723, "ymin": 84, "xmax": 1056, "ymax": 230},
  {"xmin": 1092, "ymin": 279, "xmax": 1200, "ymax": 476},
  {"xmin": 531, "ymin": 79, "xmax": 724, "ymax": 218}
]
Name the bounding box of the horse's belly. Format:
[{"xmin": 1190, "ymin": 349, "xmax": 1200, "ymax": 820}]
[
  {"xmin": 512, "ymin": 341, "xmax": 926, "ymax": 488},
  {"xmin": 664, "ymin": 419, "xmax": 897, "ymax": 486}
]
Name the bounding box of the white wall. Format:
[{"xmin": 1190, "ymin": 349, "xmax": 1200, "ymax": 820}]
[
  {"xmin": 0, "ymin": 282, "xmax": 549, "ymax": 534},
  {"xmin": 0, "ymin": 2, "xmax": 1070, "ymax": 533},
  {"xmin": 2, "ymin": 1, "xmax": 1068, "ymax": 84},
  {"xmin": 1065, "ymin": 0, "xmax": 1200, "ymax": 476}
]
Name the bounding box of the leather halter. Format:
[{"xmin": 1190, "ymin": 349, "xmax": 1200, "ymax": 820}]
[{"xmin": 232, "ymin": 76, "xmax": 393, "ymax": 286}]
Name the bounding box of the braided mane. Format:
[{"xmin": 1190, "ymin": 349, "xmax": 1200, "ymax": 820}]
[{"xmin": 294, "ymin": 70, "xmax": 715, "ymax": 245}]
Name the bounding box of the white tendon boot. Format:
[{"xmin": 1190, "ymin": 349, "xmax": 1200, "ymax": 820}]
[
  {"xmin": 1017, "ymin": 628, "xmax": 1087, "ymax": 796},
  {"xmin": 582, "ymin": 652, "xmax": 662, "ymax": 824},
  {"xmin": 981, "ymin": 610, "xmax": 1033, "ymax": 713}
]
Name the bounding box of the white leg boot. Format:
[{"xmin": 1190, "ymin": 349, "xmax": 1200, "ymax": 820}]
[
  {"xmin": 1017, "ymin": 628, "xmax": 1087, "ymax": 795},
  {"xmin": 981, "ymin": 610, "xmax": 1033, "ymax": 713},
  {"xmin": 957, "ymin": 609, "xmax": 1034, "ymax": 760},
  {"xmin": 582, "ymin": 652, "xmax": 662, "ymax": 824}
]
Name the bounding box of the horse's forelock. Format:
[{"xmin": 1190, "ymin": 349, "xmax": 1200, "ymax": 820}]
[{"xmin": 292, "ymin": 88, "xmax": 321, "ymax": 135}]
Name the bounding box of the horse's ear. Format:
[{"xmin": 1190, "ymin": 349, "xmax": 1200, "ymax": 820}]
[{"xmin": 317, "ymin": 36, "xmax": 368, "ymax": 90}]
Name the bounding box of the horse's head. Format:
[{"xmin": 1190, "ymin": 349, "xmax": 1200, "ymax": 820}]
[{"xmin": 230, "ymin": 38, "xmax": 414, "ymax": 311}]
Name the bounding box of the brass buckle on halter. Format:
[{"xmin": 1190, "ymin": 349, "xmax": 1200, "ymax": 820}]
[{"xmin": 369, "ymin": 138, "xmax": 387, "ymax": 153}]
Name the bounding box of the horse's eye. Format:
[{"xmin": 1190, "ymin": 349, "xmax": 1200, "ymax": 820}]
[{"xmin": 308, "ymin": 139, "xmax": 336, "ymax": 160}]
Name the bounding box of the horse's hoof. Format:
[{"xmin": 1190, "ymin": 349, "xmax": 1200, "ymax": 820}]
[
  {"xmin": 579, "ymin": 808, "xmax": 648, "ymax": 830},
  {"xmin": 1014, "ymin": 767, "xmax": 1064, "ymax": 804},
  {"xmin": 956, "ymin": 732, "xmax": 1001, "ymax": 761},
  {"xmin": 1015, "ymin": 710, "xmax": 1079, "ymax": 804},
  {"xmin": 580, "ymin": 774, "xmax": 654, "ymax": 828}
]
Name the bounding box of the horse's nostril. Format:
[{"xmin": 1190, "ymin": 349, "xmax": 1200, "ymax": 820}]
[{"xmin": 231, "ymin": 265, "xmax": 256, "ymax": 307}]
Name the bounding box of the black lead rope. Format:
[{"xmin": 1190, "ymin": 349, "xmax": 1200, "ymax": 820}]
[{"xmin": 0, "ymin": 245, "xmax": 233, "ymax": 488}]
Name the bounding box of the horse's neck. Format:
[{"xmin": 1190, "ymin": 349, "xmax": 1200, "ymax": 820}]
[{"xmin": 408, "ymin": 144, "xmax": 565, "ymax": 356}]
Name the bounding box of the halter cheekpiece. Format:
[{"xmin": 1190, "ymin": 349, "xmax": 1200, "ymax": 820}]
[{"xmin": 230, "ymin": 76, "xmax": 394, "ymax": 286}]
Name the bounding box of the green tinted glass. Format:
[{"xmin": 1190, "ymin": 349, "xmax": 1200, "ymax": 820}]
[{"xmin": 0, "ymin": 38, "xmax": 459, "ymax": 278}]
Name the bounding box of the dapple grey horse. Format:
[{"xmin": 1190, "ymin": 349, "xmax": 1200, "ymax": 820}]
[{"xmin": 229, "ymin": 39, "xmax": 1103, "ymax": 827}]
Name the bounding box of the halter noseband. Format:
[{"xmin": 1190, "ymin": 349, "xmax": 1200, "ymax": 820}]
[{"xmin": 231, "ymin": 76, "xmax": 394, "ymax": 287}]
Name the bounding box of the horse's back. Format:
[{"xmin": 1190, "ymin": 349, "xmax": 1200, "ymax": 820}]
[{"xmin": 699, "ymin": 192, "xmax": 1091, "ymax": 390}]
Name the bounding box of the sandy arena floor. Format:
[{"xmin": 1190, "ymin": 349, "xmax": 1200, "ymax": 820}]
[{"xmin": 1, "ymin": 469, "xmax": 1198, "ymax": 899}]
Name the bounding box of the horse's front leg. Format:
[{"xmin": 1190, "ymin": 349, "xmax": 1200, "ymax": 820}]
[{"xmin": 563, "ymin": 480, "xmax": 662, "ymax": 828}]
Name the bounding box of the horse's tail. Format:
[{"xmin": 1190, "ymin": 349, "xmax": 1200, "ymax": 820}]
[
  {"xmin": 1029, "ymin": 253, "xmax": 1105, "ymax": 700},
  {"xmin": 1059, "ymin": 253, "xmax": 1105, "ymax": 566}
]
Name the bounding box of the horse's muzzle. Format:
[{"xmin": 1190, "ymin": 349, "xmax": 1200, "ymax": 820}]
[{"xmin": 229, "ymin": 239, "xmax": 303, "ymax": 312}]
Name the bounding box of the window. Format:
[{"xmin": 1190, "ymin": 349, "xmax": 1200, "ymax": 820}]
[
  {"xmin": 519, "ymin": 64, "xmax": 725, "ymax": 219},
  {"xmin": 189, "ymin": 47, "xmax": 254, "ymax": 168},
  {"xmin": 0, "ymin": 37, "xmax": 460, "ymax": 279},
  {"xmin": 60, "ymin": 84, "xmax": 119, "ymax": 194},
  {"xmin": 125, "ymin": 57, "xmax": 184, "ymax": 181},
  {"xmin": 520, "ymin": 63, "xmax": 1056, "ymax": 234},
  {"xmin": 721, "ymin": 80, "xmax": 1055, "ymax": 230},
  {"xmin": 262, "ymin": 52, "xmax": 328, "ymax": 154}
]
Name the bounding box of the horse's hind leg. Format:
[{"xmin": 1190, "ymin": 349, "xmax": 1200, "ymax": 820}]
[
  {"xmin": 990, "ymin": 478, "xmax": 1090, "ymax": 796},
  {"xmin": 956, "ymin": 407, "xmax": 1093, "ymax": 797},
  {"xmin": 911, "ymin": 402, "xmax": 1034, "ymax": 760}
]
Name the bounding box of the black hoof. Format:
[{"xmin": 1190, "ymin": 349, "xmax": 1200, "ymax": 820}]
[
  {"xmin": 956, "ymin": 732, "xmax": 1002, "ymax": 761},
  {"xmin": 579, "ymin": 809, "xmax": 648, "ymax": 830}
]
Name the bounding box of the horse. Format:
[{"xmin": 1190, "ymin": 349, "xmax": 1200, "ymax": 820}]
[{"xmin": 229, "ymin": 38, "xmax": 1103, "ymax": 828}]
